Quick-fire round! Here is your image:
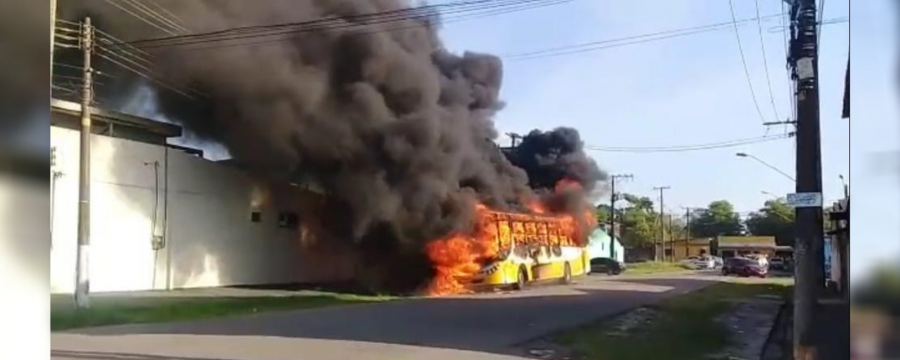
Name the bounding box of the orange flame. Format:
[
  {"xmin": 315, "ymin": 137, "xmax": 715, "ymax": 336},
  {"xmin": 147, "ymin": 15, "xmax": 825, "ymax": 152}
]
[
  {"xmin": 526, "ymin": 199, "xmax": 548, "ymax": 214},
  {"xmin": 424, "ymin": 179, "xmax": 595, "ymax": 296},
  {"xmin": 554, "ymin": 178, "xmax": 582, "ymax": 193},
  {"xmin": 425, "ymin": 204, "xmax": 498, "ymax": 296}
]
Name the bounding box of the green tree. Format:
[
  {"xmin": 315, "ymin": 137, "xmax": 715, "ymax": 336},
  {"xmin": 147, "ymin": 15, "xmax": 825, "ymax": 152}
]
[
  {"xmin": 595, "ymin": 194, "xmax": 660, "ymax": 248},
  {"xmin": 617, "ymin": 195, "xmax": 660, "ymax": 248},
  {"xmin": 745, "ymin": 198, "xmax": 795, "ymax": 246},
  {"xmin": 691, "ymin": 200, "xmax": 742, "ymax": 237}
]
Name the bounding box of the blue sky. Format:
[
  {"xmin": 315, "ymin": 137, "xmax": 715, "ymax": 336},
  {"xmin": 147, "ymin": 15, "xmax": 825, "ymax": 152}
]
[
  {"xmin": 441, "ymin": 0, "xmax": 850, "ymax": 215},
  {"xmin": 440, "ymin": 0, "xmax": 896, "ymax": 279}
]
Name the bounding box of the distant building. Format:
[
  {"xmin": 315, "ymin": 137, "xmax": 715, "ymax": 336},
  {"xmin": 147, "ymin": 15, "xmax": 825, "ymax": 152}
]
[
  {"xmin": 713, "ymin": 236, "xmax": 781, "ymax": 259},
  {"xmin": 585, "ymin": 228, "xmax": 624, "ymax": 263},
  {"xmin": 663, "ymin": 238, "xmax": 712, "ymax": 261},
  {"xmin": 50, "ymin": 99, "xmax": 355, "ymax": 293}
]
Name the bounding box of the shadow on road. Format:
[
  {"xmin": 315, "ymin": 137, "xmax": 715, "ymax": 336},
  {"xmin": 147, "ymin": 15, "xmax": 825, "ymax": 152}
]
[{"xmin": 61, "ymin": 277, "xmax": 717, "ymax": 358}]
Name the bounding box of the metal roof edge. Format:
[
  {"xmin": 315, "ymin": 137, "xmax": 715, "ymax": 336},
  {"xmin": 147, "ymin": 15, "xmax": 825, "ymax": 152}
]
[{"xmin": 50, "ymin": 98, "xmax": 182, "ymax": 138}]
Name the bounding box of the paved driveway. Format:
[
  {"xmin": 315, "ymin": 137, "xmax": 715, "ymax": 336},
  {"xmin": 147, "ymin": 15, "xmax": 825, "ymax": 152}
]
[{"xmin": 52, "ymin": 274, "xmax": 716, "ymax": 360}]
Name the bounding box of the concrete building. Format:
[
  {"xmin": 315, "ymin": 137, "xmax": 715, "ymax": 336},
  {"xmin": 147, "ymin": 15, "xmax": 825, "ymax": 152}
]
[{"xmin": 50, "ymin": 99, "xmax": 355, "ymax": 293}]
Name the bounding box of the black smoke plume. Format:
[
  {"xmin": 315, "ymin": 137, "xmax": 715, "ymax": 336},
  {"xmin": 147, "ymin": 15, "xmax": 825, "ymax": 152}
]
[{"xmin": 47, "ymin": 0, "xmax": 606, "ymax": 292}]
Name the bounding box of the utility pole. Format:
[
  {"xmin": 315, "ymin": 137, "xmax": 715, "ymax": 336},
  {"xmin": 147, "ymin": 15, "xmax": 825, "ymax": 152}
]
[
  {"xmin": 653, "ymin": 186, "xmax": 670, "ymax": 261},
  {"xmin": 788, "ymin": 0, "xmax": 824, "ymax": 357},
  {"xmin": 684, "ymin": 207, "xmax": 692, "ymax": 257},
  {"xmin": 50, "ymin": 0, "xmax": 57, "ymax": 89},
  {"xmin": 608, "ymin": 174, "xmax": 633, "ymax": 258},
  {"xmin": 506, "ymin": 133, "xmax": 522, "ymax": 147},
  {"xmin": 75, "ymin": 17, "xmax": 94, "ymax": 309}
]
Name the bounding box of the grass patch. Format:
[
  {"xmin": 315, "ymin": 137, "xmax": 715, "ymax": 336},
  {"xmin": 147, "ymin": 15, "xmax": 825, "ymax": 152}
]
[
  {"xmin": 626, "ymin": 261, "xmax": 693, "ymax": 275},
  {"xmin": 554, "ymin": 282, "xmax": 791, "ymax": 360},
  {"xmin": 52, "ymin": 292, "xmax": 393, "ymax": 331}
]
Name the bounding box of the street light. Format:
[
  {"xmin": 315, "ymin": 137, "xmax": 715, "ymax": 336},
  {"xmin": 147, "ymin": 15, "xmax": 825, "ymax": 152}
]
[{"xmin": 735, "ymin": 152, "xmax": 796, "ymax": 182}]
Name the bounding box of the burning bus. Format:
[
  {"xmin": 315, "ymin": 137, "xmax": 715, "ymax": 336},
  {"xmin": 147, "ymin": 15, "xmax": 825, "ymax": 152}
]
[{"xmin": 426, "ymin": 205, "xmax": 591, "ymax": 295}]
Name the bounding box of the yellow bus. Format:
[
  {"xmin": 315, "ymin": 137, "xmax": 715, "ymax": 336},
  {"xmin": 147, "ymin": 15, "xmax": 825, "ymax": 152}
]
[{"xmin": 470, "ymin": 210, "xmax": 590, "ymax": 290}]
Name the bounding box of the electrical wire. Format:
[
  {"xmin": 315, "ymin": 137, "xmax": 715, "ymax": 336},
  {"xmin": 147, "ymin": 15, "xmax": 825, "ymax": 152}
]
[
  {"xmin": 102, "ymin": 0, "xmax": 179, "ymax": 36},
  {"xmin": 119, "ymin": 0, "xmax": 568, "ymax": 53},
  {"xmin": 727, "ymin": 0, "xmax": 767, "ymax": 125},
  {"xmin": 142, "ymin": 0, "xmax": 189, "ymax": 31},
  {"xmin": 753, "ymin": 0, "xmax": 780, "ymax": 122},
  {"xmin": 120, "ymin": 0, "xmax": 189, "ymax": 33},
  {"xmin": 767, "ymin": 16, "xmax": 846, "ymax": 33},
  {"xmin": 145, "ymin": 0, "xmax": 557, "ymax": 49},
  {"xmin": 94, "ymin": 45, "xmax": 198, "ymax": 99},
  {"xmin": 126, "ymin": 0, "xmax": 514, "ymax": 44},
  {"xmin": 504, "ymin": 13, "xmax": 784, "ymax": 60},
  {"xmin": 584, "ymin": 134, "xmax": 791, "ymax": 153},
  {"xmin": 119, "ymin": 0, "xmax": 563, "ymax": 49}
]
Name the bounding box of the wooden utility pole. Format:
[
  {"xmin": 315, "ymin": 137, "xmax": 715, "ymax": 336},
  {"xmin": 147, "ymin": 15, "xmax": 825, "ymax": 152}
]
[
  {"xmin": 653, "ymin": 186, "xmax": 670, "ymax": 261},
  {"xmin": 75, "ymin": 17, "xmax": 94, "ymax": 309},
  {"xmin": 684, "ymin": 207, "xmax": 692, "ymax": 257},
  {"xmin": 50, "ymin": 0, "xmax": 57, "ymax": 89},
  {"xmin": 608, "ymin": 174, "xmax": 633, "ymax": 258},
  {"xmin": 788, "ymin": 0, "xmax": 825, "ymax": 357}
]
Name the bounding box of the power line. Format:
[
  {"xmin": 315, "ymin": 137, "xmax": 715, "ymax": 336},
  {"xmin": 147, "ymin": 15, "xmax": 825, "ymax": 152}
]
[
  {"xmin": 94, "ymin": 44, "xmax": 200, "ymax": 99},
  {"xmin": 590, "ymin": 134, "xmax": 787, "ymax": 150},
  {"xmin": 584, "ymin": 134, "xmax": 792, "ymax": 153},
  {"xmin": 504, "ymin": 13, "xmax": 785, "ymax": 61},
  {"xmin": 727, "ymin": 0, "xmax": 767, "ymax": 125},
  {"xmin": 120, "ymin": 0, "xmax": 560, "ymax": 49},
  {"xmin": 102, "ymin": 0, "xmax": 179, "ymax": 36},
  {"xmin": 120, "ymin": 0, "xmax": 189, "ymax": 33},
  {"xmin": 766, "ymin": 16, "xmax": 846, "ymax": 33},
  {"xmin": 753, "ymin": 0, "xmax": 780, "ymax": 122},
  {"xmin": 120, "ymin": 0, "xmax": 569, "ymax": 53},
  {"xmin": 141, "ymin": 0, "xmax": 189, "ymax": 31}
]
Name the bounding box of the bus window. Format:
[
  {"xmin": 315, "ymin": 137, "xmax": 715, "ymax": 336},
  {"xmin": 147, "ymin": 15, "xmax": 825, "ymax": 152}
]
[
  {"xmin": 512, "ymin": 221, "xmax": 527, "ymax": 245},
  {"xmin": 547, "ymin": 223, "xmax": 560, "ymax": 246},
  {"xmin": 498, "ymin": 220, "xmax": 512, "ymax": 251}
]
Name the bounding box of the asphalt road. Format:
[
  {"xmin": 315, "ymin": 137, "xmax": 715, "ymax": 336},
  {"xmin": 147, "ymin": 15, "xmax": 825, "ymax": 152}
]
[{"xmin": 52, "ymin": 273, "xmax": 719, "ymax": 360}]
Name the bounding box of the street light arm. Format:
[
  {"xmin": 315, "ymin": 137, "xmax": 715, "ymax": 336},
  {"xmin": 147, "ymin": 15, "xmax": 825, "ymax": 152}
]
[{"xmin": 746, "ymin": 154, "xmax": 796, "ymax": 182}]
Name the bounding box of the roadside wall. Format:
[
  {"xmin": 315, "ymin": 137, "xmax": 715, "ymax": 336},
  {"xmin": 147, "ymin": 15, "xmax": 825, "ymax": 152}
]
[{"xmin": 50, "ymin": 126, "xmax": 354, "ymax": 293}]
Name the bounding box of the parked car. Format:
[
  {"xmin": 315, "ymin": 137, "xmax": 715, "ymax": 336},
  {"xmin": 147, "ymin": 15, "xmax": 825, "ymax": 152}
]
[
  {"xmin": 680, "ymin": 256, "xmax": 715, "ymax": 270},
  {"xmin": 769, "ymin": 257, "xmax": 785, "ymax": 270},
  {"xmin": 711, "ymin": 256, "xmax": 724, "ymax": 269},
  {"xmin": 590, "ymin": 257, "xmax": 626, "ymax": 275},
  {"xmin": 746, "ymin": 254, "xmax": 769, "ymax": 268},
  {"xmin": 722, "ymin": 257, "xmax": 768, "ymax": 277}
]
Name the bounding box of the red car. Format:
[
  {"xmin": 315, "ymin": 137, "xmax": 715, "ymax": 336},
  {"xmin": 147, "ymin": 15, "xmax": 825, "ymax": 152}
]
[{"xmin": 722, "ymin": 257, "xmax": 768, "ymax": 277}]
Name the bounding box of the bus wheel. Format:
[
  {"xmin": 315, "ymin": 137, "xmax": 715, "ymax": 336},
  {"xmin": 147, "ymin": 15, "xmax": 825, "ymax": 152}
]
[
  {"xmin": 514, "ymin": 266, "xmax": 528, "ymax": 290},
  {"xmin": 561, "ymin": 262, "xmax": 572, "ymax": 284}
]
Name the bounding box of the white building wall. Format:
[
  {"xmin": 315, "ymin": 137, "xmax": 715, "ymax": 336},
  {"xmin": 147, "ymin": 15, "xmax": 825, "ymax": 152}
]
[{"xmin": 50, "ymin": 126, "xmax": 340, "ymax": 293}]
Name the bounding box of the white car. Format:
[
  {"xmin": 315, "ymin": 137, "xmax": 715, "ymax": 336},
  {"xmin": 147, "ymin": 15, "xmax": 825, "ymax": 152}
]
[{"xmin": 680, "ymin": 256, "xmax": 715, "ymax": 270}]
